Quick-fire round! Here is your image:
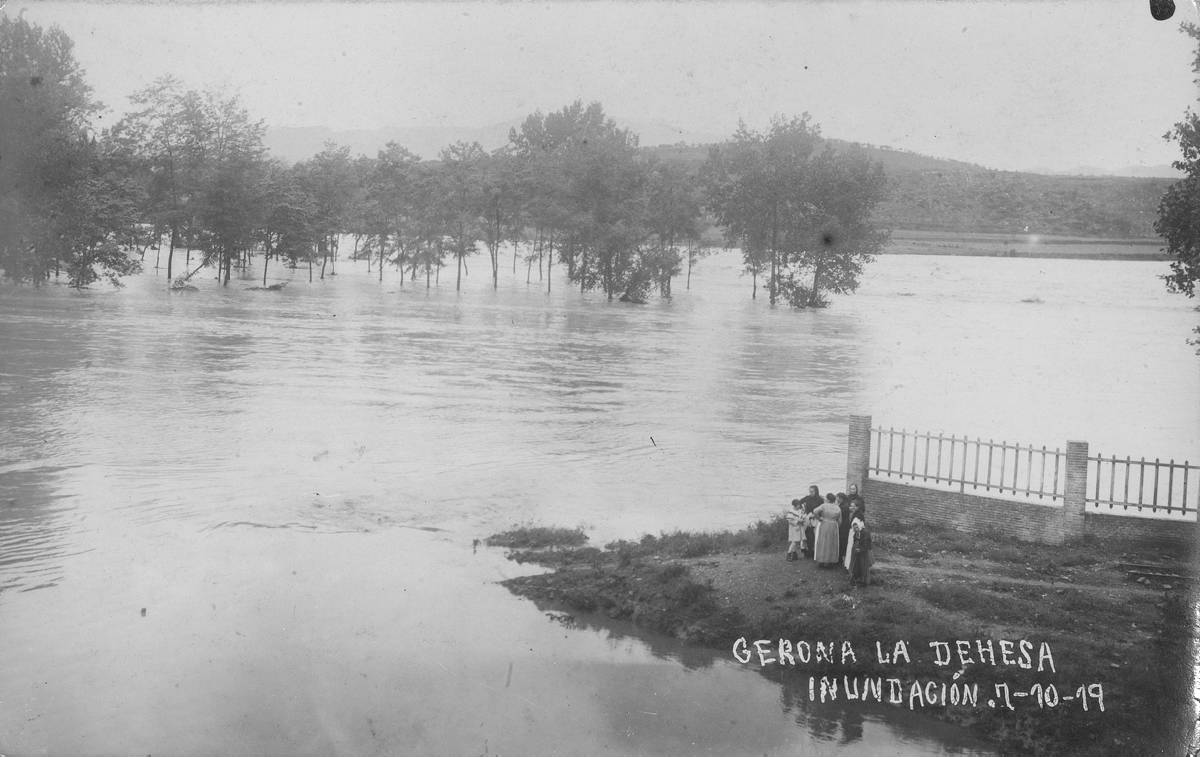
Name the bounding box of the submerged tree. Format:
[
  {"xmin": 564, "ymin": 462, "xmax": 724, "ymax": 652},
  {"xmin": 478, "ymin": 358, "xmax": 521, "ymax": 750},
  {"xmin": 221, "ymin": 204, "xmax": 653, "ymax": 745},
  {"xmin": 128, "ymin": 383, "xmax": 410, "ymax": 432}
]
[
  {"xmin": 436, "ymin": 141, "xmax": 487, "ymax": 291},
  {"xmin": 508, "ymin": 101, "xmax": 652, "ymax": 300},
  {"xmin": 109, "ymin": 76, "xmax": 195, "ymax": 283},
  {"xmin": 191, "ymin": 92, "xmax": 270, "ymax": 286},
  {"xmin": 702, "ymin": 116, "xmax": 889, "ymax": 307},
  {"xmin": 644, "ymin": 159, "xmax": 702, "ymax": 297},
  {"xmin": 0, "ymin": 15, "xmax": 141, "ymax": 286},
  {"xmin": 299, "ymin": 141, "xmax": 357, "ymax": 280},
  {"xmin": 363, "ymin": 141, "xmax": 421, "ymax": 283}
]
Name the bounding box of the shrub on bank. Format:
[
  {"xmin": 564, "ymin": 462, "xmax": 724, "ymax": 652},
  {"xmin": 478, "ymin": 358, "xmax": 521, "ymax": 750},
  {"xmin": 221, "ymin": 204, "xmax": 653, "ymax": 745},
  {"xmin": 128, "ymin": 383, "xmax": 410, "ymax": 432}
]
[{"xmin": 486, "ymin": 525, "xmax": 589, "ymax": 549}]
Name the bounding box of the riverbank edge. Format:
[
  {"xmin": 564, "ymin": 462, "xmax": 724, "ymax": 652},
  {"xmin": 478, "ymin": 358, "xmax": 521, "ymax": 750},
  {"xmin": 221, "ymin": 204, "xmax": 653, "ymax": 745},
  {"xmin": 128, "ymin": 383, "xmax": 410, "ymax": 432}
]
[
  {"xmin": 487, "ymin": 518, "xmax": 1195, "ymax": 757},
  {"xmin": 882, "ymin": 229, "xmax": 1167, "ymax": 260}
]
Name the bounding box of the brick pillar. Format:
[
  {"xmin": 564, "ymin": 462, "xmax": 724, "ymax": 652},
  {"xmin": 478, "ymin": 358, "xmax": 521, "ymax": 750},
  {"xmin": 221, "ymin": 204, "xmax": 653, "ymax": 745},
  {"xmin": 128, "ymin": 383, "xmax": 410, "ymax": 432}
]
[
  {"xmin": 1061, "ymin": 440, "xmax": 1088, "ymax": 542},
  {"xmin": 847, "ymin": 415, "xmax": 872, "ymax": 494}
]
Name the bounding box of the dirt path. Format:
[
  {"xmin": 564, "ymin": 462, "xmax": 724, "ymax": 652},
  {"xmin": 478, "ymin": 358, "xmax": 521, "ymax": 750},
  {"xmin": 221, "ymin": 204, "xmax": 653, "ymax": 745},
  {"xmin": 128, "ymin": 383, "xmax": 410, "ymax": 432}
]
[{"xmin": 684, "ymin": 548, "xmax": 1175, "ymax": 630}]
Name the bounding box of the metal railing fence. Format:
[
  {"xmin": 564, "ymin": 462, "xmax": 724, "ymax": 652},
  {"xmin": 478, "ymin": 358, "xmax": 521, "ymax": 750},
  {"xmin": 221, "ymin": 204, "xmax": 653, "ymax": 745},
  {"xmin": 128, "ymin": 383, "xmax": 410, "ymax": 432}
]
[{"xmin": 869, "ymin": 426, "xmax": 1066, "ymax": 502}]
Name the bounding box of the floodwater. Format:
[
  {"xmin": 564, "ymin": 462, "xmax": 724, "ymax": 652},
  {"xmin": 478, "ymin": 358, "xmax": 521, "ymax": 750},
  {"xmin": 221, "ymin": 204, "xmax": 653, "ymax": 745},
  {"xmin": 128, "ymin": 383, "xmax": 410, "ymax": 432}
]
[{"xmin": 1, "ymin": 249, "xmax": 1196, "ymax": 755}]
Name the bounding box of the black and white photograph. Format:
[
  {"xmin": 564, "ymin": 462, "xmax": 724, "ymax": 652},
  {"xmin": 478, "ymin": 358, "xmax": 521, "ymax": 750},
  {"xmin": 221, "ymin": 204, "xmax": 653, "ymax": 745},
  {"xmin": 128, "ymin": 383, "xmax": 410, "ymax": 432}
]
[{"xmin": 1, "ymin": 1, "xmax": 1199, "ymax": 755}]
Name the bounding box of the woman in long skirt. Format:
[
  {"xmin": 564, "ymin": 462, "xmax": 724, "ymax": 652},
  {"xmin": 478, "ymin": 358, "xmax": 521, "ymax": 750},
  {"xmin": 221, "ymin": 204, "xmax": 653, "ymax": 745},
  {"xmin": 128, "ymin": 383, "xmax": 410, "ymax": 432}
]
[
  {"xmin": 836, "ymin": 492, "xmax": 851, "ymax": 564},
  {"xmin": 812, "ymin": 497, "xmax": 842, "ymax": 567},
  {"xmin": 848, "ymin": 506, "xmax": 872, "ymax": 585}
]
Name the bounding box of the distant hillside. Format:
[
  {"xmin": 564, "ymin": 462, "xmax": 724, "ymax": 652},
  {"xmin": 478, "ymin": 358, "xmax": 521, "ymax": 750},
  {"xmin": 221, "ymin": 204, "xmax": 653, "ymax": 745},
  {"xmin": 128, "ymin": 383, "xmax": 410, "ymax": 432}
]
[
  {"xmin": 267, "ymin": 124, "xmax": 1174, "ymax": 240},
  {"xmin": 872, "ymin": 169, "xmax": 1169, "ymax": 238},
  {"xmin": 644, "ymin": 141, "xmax": 1173, "ymax": 239},
  {"xmin": 264, "ymin": 118, "xmax": 724, "ymax": 164}
]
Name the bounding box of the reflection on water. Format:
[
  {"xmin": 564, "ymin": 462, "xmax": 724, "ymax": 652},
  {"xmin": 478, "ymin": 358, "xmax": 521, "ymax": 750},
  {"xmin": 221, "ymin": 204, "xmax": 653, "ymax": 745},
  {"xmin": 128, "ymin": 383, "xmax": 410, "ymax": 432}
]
[{"xmin": 1, "ymin": 250, "xmax": 1196, "ymax": 754}]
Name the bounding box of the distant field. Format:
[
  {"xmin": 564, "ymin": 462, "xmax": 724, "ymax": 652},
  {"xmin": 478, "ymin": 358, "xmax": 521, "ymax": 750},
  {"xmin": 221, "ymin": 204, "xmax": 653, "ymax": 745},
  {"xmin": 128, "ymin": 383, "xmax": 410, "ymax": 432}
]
[{"xmin": 885, "ymin": 229, "xmax": 1167, "ymax": 260}]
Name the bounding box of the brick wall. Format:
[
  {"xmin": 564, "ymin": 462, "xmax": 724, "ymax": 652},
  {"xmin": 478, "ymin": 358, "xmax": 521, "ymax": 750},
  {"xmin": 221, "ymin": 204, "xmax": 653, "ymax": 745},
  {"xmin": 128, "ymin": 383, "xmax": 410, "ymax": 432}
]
[
  {"xmin": 865, "ymin": 478, "xmax": 1069, "ymax": 543},
  {"xmin": 1084, "ymin": 510, "xmax": 1197, "ymax": 550},
  {"xmin": 864, "ymin": 477, "xmax": 1198, "ymax": 548}
]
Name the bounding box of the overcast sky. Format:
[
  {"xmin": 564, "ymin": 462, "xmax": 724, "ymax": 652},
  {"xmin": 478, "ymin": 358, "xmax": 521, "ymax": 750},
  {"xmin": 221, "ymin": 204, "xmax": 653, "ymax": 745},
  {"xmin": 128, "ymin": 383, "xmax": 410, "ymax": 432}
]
[{"xmin": 12, "ymin": 1, "xmax": 1200, "ymax": 172}]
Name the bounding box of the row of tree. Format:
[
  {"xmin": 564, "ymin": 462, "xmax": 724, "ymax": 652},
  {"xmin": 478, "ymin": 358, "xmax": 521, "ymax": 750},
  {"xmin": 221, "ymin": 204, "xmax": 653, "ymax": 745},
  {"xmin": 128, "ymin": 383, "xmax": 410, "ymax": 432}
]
[{"xmin": 1, "ymin": 15, "xmax": 892, "ymax": 307}]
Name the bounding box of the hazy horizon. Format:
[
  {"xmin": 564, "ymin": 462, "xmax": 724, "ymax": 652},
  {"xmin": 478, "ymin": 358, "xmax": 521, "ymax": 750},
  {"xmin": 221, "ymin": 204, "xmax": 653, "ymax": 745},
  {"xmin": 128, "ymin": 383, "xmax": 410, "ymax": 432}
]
[
  {"xmin": 11, "ymin": 1, "xmax": 1200, "ymax": 176},
  {"xmin": 260, "ymin": 120, "xmax": 1185, "ymax": 177}
]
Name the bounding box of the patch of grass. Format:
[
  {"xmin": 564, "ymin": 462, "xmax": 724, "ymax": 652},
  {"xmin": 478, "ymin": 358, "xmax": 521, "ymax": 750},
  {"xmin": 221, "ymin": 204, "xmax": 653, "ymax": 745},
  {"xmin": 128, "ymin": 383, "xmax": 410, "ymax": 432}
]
[
  {"xmin": 984, "ymin": 544, "xmax": 1025, "ymax": 564},
  {"xmin": 605, "ymin": 515, "xmax": 791, "ymax": 560},
  {"xmin": 941, "ymin": 534, "xmax": 976, "ymax": 554},
  {"xmin": 487, "ymin": 525, "xmax": 588, "ymax": 549},
  {"xmin": 655, "ymin": 563, "xmax": 688, "ymax": 582},
  {"xmin": 507, "ymin": 546, "xmax": 603, "ymax": 567}
]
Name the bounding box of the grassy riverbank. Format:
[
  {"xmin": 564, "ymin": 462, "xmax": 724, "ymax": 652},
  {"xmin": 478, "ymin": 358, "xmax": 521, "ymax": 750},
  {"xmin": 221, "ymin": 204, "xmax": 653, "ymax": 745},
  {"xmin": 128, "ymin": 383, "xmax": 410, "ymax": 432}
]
[
  {"xmin": 884, "ymin": 229, "xmax": 1166, "ymax": 260},
  {"xmin": 488, "ymin": 517, "xmax": 1194, "ymax": 756}
]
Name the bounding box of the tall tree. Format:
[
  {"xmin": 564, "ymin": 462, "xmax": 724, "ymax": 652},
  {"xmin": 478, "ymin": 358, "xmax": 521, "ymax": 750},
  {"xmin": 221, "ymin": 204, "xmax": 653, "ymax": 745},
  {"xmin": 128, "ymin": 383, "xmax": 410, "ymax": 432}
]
[
  {"xmin": 299, "ymin": 141, "xmax": 357, "ymax": 280},
  {"xmin": 644, "ymin": 159, "xmax": 702, "ymax": 296},
  {"xmin": 436, "ymin": 141, "xmax": 487, "ymax": 292},
  {"xmin": 508, "ymin": 101, "xmax": 650, "ymax": 300},
  {"xmin": 191, "ymin": 91, "xmax": 269, "ymax": 286},
  {"xmin": 363, "ymin": 142, "xmax": 420, "ymax": 283},
  {"xmin": 0, "ymin": 15, "xmax": 141, "ymax": 286},
  {"xmin": 703, "ymin": 116, "xmax": 888, "ymax": 307},
  {"xmin": 703, "ymin": 116, "xmax": 821, "ymax": 304},
  {"xmin": 260, "ymin": 160, "xmax": 317, "ymax": 284},
  {"xmin": 776, "ymin": 145, "xmax": 889, "ymax": 308},
  {"xmin": 480, "ymin": 147, "xmax": 522, "ymax": 290},
  {"xmin": 1157, "ymin": 23, "xmax": 1200, "ymax": 319},
  {"xmin": 109, "ymin": 76, "xmax": 194, "ymax": 284}
]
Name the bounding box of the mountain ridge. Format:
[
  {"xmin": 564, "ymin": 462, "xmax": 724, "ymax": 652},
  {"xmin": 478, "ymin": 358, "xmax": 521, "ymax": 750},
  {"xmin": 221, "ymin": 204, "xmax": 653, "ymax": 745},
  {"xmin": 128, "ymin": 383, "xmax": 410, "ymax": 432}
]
[{"xmin": 264, "ymin": 123, "xmax": 1180, "ymax": 179}]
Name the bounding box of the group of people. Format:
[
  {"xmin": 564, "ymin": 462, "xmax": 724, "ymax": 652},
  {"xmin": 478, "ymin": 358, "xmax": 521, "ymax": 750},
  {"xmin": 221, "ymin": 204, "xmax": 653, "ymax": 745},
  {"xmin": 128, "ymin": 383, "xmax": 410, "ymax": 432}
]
[{"xmin": 785, "ymin": 483, "xmax": 872, "ymax": 586}]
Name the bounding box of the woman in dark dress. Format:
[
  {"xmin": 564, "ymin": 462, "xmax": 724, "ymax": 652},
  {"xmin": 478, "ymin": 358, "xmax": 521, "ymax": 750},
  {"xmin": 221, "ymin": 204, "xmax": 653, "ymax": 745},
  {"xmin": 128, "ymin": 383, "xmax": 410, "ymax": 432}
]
[
  {"xmin": 798, "ymin": 486, "xmax": 823, "ymax": 557},
  {"xmin": 848, "ymin": 504, "xmax": 872, "ymax": 586},
  {"xmin": 847, "ymin": 483, "xmax": 865, "ymax": 513},
  {"xmin": 835, "ymin": 492, "xmax": 851, "ymax": 564}
]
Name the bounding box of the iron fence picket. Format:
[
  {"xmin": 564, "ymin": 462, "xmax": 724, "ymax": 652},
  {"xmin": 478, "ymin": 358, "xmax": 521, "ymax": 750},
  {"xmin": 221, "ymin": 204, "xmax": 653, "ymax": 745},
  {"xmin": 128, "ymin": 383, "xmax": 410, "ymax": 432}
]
[{"xmin": 866, "ymin": 427, "xmax": 1198, "ymax": 516}]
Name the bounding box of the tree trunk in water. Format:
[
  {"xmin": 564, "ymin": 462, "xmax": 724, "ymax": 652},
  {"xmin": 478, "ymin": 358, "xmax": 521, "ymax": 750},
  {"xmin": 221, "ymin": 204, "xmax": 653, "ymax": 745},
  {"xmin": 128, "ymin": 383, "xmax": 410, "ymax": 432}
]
[
  {"xmin": 166, "ymin": 228, "xmax": 176, "ymax": 283},
  {"xmin": 769, "ymin": 249, "xmax": 777, "ymax": 305},
  {"xmin": 606, "ymin": 256, "xmax": 613, "ymax": 301},
  {"xmin": 491, "ymin": 210, "xmax": 500, "ymax": 290},
  {"xmin": 686, "ymin": 250, "xmax": 692, "ymax": 291},
  {"xmin": 308, "ymin": 254, "xmax": 313, "ymax": 283},
  {"xmin": 456, "ymin": 250, "xmax": 463, "ymax": 292},
  {"xmin": 379, "ymin": 238, "xmax": 384, "ymax": 283},
  {"xmin": 262, "ymin": 238, "xmax": 271, "ymax": 286},
  {"xmin": 752, "ymin": 270, "xmax": 757, "ymax": 300},
  {"xmin": 546, "ymin": 239, "xmax": 552, "ymax": 294},
  {"xmin": 769, "ymin": 205, "xmax": 779, "ymax": 305}
]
